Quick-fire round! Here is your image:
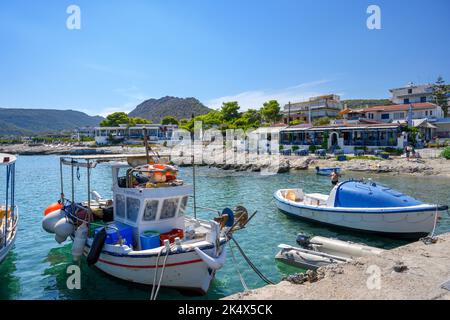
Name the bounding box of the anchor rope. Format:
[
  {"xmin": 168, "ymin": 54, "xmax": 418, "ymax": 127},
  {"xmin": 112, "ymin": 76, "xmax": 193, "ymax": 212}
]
[
  {"xmin": 229, "ymin": 235, "xmax": 274, "ymax": 285},
  {"xmin": 228, "ymin": 242, "xmax": 249, "ymax": 291}
]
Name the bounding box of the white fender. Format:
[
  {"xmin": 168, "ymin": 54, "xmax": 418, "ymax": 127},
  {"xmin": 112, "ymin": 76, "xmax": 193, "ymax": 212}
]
[
  {"xmin": 72, "ymin": 223, "xmax": 88, "ymax": 261},
  {"xmin": 194, "ymin": 246, "xmax": 227, "ymax": 271},
  {"xmin": 54, "ymin": 218, "xmax": 74, "ymax": 243},
  {"xmin": 42, "ymin": 209, "xmax": 65, "ymax": 234}
]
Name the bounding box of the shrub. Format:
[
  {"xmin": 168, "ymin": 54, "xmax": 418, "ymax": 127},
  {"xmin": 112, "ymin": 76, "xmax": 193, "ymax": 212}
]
[
  {"xmin": 309, "ymin": 145, "xmax": 317, "ymax": 152},
  {"xmin": 292, "ymin": 145, "xmax": 299, "ymax": 151},
  {"xmin": 441, "ymin": 147, "xmax": 450, "ymax": 159}
]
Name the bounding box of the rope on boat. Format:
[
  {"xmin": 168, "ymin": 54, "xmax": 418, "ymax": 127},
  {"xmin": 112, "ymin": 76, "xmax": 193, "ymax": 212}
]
[
  {"xmin": 150, "ymin": 242, "xmax": 173, "ymax": 300},
  {"xmin": 229, "ymin": 235, "xmax": 274, "ymax": 285},
  {"xmin": 421, "ymin": 206, "xmax": 439, "ymax": 245},
  {"xmin": 228, "ymin": 242, "xmax": 249, "ymax": 291}
]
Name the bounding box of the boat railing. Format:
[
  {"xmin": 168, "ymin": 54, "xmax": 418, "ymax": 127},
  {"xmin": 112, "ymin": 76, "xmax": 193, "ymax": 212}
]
[{"xmin": 0, "ymin": 205, "xmax": 18, "ymax": 249}]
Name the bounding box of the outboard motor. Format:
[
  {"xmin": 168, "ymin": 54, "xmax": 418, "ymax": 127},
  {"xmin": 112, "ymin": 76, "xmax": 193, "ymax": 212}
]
[{"xmin": 296, "ymin": 233, "xmax": 311, "ymax": 248}]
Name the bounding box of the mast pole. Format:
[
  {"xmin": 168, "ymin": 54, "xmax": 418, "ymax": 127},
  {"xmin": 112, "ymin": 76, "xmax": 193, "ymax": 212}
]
[
  {"xmin": 191, "ymin": 113, "xmax": 197, "ymax": 219},
  {"xmin": 143, "ymin": 127, "xmax": 150, "ymax": 164},
  {"xmin": 60, "ymin": 158, "xmax": 64, "ymax": 202}
]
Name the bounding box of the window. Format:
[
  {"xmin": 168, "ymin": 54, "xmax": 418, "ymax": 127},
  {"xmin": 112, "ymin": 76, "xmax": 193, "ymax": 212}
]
[
  {"xmin": 425, "ymin": 110, "xmax": 428, "ymax": 116},
  {"xmin": 143, "ymin": 200, "xmax": 159, "ymax": 221},
  {"xmin": 160, "ymin": 198, "xmax": 179, "ymax": 219},
  {"xmin": 430, "ymin": 110, "xmax": 433, "ymax": 116},
  {"xmin": 381, "ymin": 114, "xmax": 390, "ymax": 120},
  {"xmin": 115, "ymin": 194, "xmax": 125, "ymax": 218},
  {"xmin": 126, "ymin": 197, "xmax": 140, "ymax": 221},
  {"xmin": 179, "ymin": 196, "xmax": 188, "ymax": 216},
  {"xmin": 420, "ymin": 96, "xmax": 426, "ymax": 103},
  {"xmin": 408, "ymin": 89, "xmax": 413, "ymax": 94},
  {"xmin": 404, "ymin": 98, "xmax": 410, "ymax": 104},
  {"xmin": 393, "ymin": 112, "xmax": 404, "ymax": 120}
]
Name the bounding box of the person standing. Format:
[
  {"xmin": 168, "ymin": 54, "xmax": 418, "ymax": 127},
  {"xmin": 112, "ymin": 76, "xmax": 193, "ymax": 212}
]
[{"xmin": 330, "ymin": 169, "xmax": 341, "ymax": 186}]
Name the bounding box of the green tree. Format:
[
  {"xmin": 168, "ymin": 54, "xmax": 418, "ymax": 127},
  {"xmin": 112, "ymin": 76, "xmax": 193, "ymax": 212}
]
[
  {"xmin": 313, "ymin": 117, "xmax": 331, "ymax": 126},
  {"xmin": 129, "ymin": 117, "xmax": 152, "ymax": 125},
  {"xmin": 100, "ymin": 112, "xmax": 130, "ymax": 127},
  {"xmin": 261, "ymin": 100, "xmax": 281, "ymax": 124},
  {"xmin": 161, "ymin": 116, "xmax": 179, "ymax": 125},
  {"xmin": 220, "ymin": 101, "xmax": 240, "ymax": 122},
  {"xmin": 433, "ymin": 76, "xmax": 449, "ymax": 117},
  {"xmin": 241, "ymin": 108, "xmax": 262, "ymax": 124}
]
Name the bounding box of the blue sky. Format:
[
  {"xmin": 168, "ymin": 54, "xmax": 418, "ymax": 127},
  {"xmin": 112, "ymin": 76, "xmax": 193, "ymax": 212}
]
[{"xmin": 0, "ymin": 0, "xmax": 449, "ymax": 116}]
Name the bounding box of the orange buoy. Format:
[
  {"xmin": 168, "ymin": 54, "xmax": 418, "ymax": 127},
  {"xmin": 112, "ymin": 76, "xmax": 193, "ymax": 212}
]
[{"xmin": 44, "ymin": 202, "xmax": 63, "ymax": 216}]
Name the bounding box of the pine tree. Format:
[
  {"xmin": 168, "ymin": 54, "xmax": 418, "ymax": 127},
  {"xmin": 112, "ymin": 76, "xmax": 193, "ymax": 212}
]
[{"xmin": 433, "ymin": 76, "xmax": 449, "ymax": 117}]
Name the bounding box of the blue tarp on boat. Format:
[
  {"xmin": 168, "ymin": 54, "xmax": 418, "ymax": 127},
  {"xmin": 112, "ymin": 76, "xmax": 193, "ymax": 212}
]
[{"xmin": 334, "ymin": 181, "xmax": 424, "ymax": 208}]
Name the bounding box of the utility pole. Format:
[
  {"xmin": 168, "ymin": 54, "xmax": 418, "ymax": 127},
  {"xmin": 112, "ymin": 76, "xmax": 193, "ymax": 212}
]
[{"xmin": 288, "ymin": 101, "xmax": 291, "ymax": 127}]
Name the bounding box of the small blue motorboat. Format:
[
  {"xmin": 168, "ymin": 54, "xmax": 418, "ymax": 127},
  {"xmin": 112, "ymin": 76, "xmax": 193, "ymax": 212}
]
[
  {"xmin": 274, "ymin": 179, "xmax": 448, "ymax": 239},
  {"xmin": 315, "ymin": 167, "xmax": 341, "ymax": 176}
]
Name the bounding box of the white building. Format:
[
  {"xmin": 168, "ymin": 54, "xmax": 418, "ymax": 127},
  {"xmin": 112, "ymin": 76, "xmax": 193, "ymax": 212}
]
[
  {"xmin": 94, "ymin": 124, "xmax": 177, "ymax": 145},
  {"xmin": 360, "ymin": 103, "xmax": 443, "ymax": 123},
  {"xmin": 389, "ymin": 83, "xmax": 435, "ymax": 105},
  {"xmin": 282, "ymin": 94, "xmax": 343, "ymax": 124}
]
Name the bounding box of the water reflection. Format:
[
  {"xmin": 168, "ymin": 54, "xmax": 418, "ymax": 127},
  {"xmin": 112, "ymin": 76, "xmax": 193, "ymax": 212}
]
[{"xmin": 0, "ymin": 251, "xmax": 20, "ymax": 300}]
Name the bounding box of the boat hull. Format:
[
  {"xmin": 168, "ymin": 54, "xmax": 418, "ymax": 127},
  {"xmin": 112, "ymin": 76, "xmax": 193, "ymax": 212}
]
[
  {"xmin": 274, "ymin": 194, "xmax": 438, "ymax": 239},
  {"xmin": 83, "ymin": 242, "xmax": 225, "ymax": 295},
  {"xmin": 0, "ymin": 209, "xmax": 18, "ymax": 264},
  {"xmin": 316, "ymin": 168, "xmax": 341, "ymax": 176},
  {"xmin": 0, "ymin": 225, "xmax": 17, "ymax": 264}
]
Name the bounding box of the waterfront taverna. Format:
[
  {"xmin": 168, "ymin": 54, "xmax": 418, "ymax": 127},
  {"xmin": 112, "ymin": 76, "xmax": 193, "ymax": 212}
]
[{"xmin": 280, "ymin": 120, "xmax": 406, "ymax": 153}]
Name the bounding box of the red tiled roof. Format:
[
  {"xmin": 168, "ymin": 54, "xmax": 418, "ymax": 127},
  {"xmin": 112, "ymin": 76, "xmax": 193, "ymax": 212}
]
[{"xmin": 360, "ymin": 103, "xmax": 437, "ymax": 113}]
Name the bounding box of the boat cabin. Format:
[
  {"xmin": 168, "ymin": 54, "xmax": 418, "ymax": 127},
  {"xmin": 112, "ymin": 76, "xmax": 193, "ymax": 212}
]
[{"xmin": 111, "ymin": 163, "xmax": 193, "ymax": 249}]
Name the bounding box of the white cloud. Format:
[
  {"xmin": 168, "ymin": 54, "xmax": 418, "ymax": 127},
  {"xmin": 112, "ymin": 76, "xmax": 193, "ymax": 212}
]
[{"xmin": 205, "ymin": 79, "xmax": 334, "ymax": 110}]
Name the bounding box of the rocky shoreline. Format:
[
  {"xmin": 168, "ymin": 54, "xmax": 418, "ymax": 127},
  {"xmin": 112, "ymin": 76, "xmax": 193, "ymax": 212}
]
[
  {"xmin": 198, "ymin": 155, "xmax": 450, "ymax": 177},
  {"xmin": 0, "ymin": 143, "xmax": 146, "ymax": 156}
]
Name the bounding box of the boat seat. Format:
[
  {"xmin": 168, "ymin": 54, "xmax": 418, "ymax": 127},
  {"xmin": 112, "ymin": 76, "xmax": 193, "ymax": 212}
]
[{"xmin": 304, "ymin": 193, "xmax": 329, "ymax": 206}]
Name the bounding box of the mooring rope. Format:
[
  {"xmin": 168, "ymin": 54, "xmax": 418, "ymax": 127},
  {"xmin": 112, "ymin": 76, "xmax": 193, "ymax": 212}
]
[
  {"xmin": 229, "ymin": 235, "xmax": 274, "ymax": 285},
  {"xmin": 228, "ymin": 242, "xmax": 249, "ymax": 291},
  {"xmin": 421, "ymin": 206, "xmax": 439, "ymax": 245}
]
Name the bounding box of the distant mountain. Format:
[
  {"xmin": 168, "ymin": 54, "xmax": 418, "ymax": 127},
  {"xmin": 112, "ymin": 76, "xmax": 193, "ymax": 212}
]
[
  {"xmin": 0, "ymin": 108, "xmax": 104, "ymax": 135},
  {"xmin": 342, "ymin": 99, "xmax": 392, "ymax": 109},
  {"xmin": 128, "ymin": 96, "xmax": 212, "ymax": 123}
]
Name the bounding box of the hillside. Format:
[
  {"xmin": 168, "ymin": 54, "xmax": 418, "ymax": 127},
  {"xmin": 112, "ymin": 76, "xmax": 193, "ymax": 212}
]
[
  {"xmin": 128, "ymin": 96, "xmax": 212, "ymax": 123},
  {"xmin": 342, "ymin": 99, "xmax": 391, "ymax": 109},
  {"xmin": 0, "ymin": 108, "xmax": 103, "ymax": 135}
]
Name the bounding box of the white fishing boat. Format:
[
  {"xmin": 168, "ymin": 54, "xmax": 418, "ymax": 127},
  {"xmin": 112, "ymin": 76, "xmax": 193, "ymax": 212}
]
[
  {"xmin": 275, "ymin": 234, "xmax": 384, "ymax": 270},
  {"xmin": 42, "ymin": 154, "xmax": 250, "ymax": 296},
  {"xmin": 274, "ymin": 180, "xmax": 448, "ymax": 239},
  {"xmin": 0, "ymin": 153, "xmax": 18, "ymax": 264}
]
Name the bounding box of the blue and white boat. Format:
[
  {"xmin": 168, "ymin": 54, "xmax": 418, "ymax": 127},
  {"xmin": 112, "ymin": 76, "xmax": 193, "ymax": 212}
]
[
  {"xmin": 315, "ymin": 167, "xmax": 341, "ymax": 176},
  {"xmin": 274, "ymin": 180, "xmax": 448, "ymax": 239}
]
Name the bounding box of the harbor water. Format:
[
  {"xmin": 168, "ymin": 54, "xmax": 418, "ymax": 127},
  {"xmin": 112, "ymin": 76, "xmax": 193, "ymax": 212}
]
[{"xmin": 1, "ymin": 155, "xmax": 449, "ymax": 300}]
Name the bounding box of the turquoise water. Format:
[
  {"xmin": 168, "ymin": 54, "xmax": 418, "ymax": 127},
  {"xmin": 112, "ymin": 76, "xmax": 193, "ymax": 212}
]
[{"xmin": 0, "ymin": 155, "xmax": 449, "ymax": 300}]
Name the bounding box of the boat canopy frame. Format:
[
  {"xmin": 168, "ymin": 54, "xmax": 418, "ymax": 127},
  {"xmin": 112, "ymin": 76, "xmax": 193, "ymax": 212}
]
[{"xmin": 59, "ymin": 154, "xmax": 169, "ymax": 211}]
